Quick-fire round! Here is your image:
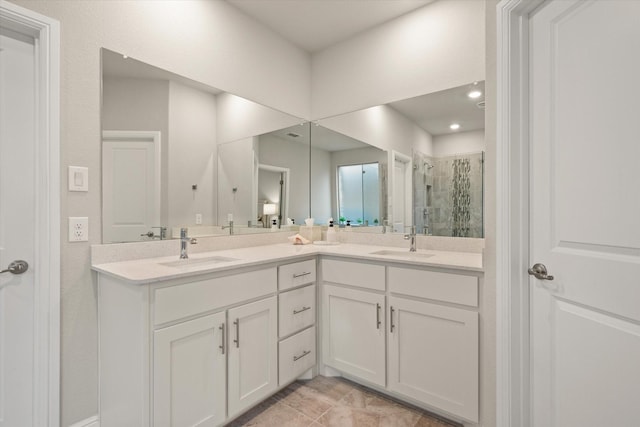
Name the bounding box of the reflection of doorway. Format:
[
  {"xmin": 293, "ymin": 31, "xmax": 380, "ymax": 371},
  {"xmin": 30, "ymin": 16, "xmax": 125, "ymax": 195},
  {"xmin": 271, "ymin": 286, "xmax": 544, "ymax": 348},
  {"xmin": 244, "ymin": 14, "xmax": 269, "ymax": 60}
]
[
  {"xmin": 391, "ymin": 151, "xmax": 412, "ymax": 233},
  {"xmin": 102, "ymin": 130, "xmax": 161, "ymax": 242},
  {"xmin": 337, "ymin": 163, "xmax": 380, "ymax": 225},
  {"xmin": 257, "ymin": 164, "xmax": 290, "ymax": 227}
]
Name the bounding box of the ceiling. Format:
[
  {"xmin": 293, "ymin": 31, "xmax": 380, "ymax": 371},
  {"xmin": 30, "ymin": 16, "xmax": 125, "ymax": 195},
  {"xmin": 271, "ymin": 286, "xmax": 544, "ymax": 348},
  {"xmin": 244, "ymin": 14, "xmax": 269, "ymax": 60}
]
[
  {"xmin": 225, "ymin": 0, "xmax": 434, "ymax": 53},
  {"xmin": 389, "ymin": 81, "xmax": 486, "ymax": 136}
]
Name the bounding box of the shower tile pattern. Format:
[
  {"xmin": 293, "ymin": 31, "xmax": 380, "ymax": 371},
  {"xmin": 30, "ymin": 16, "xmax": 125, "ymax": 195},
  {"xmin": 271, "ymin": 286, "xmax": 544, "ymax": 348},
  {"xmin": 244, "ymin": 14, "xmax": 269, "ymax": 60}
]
[{"xmin": 227, "ymin": 375, "xmax": 459, "ymax": 427}]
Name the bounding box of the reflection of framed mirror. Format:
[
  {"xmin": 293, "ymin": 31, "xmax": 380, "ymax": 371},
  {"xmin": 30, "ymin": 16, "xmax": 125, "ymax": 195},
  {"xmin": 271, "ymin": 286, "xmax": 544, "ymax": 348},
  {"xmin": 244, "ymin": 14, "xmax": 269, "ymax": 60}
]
[{"xmin": 100, "ymin": 48, "xmax": 306, "ymax": 243}]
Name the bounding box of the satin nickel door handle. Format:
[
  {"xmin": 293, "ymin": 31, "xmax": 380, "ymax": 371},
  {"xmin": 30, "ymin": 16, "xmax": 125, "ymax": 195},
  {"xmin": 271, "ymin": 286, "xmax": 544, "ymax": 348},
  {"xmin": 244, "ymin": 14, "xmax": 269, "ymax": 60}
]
[
  {"xmin": 376, "ymin": 303, "xmax": 381, "ymax": 329},
  {"xmin": 528, "ymin": 263, "xmax": 554, "ymax": 281},
  {"xmin": 293, "ymin": 350, "xmax": 311, "ymax": 362},
  {"xmin": 0, "ymin": 260, "xmax": 28, "ymax": 275},
  {"xmin": 390, "ymin": 306, "xmax": 395, "ymax": 332},
  {"xmin": 219, "ymin": 323, "xmax": 225, "ymax": 354},
  {"xmin": 293, "ymin": 306, "xmax": 311, "ymax": 315},
  {"xmin": 233, "ymin": 319, "xmax": 240, "ymax": 348}
]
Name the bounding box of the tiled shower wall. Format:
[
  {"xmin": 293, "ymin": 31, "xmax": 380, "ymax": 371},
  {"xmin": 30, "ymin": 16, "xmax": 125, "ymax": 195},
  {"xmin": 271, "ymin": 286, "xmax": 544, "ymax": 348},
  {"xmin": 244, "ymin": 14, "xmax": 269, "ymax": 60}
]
[{"xmin": 413, "ymin": 150, "xmax": 484, "ymax": 238}]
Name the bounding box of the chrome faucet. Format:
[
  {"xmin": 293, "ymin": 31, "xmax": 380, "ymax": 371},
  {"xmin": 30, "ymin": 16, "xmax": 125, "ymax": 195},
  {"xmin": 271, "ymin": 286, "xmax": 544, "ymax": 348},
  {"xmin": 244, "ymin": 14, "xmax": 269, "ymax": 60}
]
[
  {"xmin": 404, "ymin": 225, "xmax": 417, "ymax": 252},
  {"xmin": 179, "ymin": 228, "xmax": 196, "ymax": 259},
  {"xmin": 221, "ymin": 220, "xmax": 234, "ymax": 235}
]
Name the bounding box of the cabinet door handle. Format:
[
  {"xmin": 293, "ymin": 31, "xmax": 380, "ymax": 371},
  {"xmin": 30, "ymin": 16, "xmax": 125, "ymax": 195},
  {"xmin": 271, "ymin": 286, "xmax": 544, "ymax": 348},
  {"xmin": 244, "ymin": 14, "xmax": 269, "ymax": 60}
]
[
  {"xmin": 293, "ymin": 271, "xmax": 311, "ymax": 279},
  {"xmin": 219, "ymin": 323, "xmax": 225, "ymax": 354},
  {"xmin": 233, "ymin": 318, "xmax": 240, "ymax": 348},
  {"xmin": 390, "ymin": 306, "xmax": 395, "ymax": 333},
  {"xmin": 293, "ymin": 306, "xmax": 312, "ymax": 315},
  {"xmin": 293, "ymin": 349, "xmax": 311, "ymax": 362},
  {"xmin": 376, "ymin": 303, "xmax": 381, "ymax": 329}
]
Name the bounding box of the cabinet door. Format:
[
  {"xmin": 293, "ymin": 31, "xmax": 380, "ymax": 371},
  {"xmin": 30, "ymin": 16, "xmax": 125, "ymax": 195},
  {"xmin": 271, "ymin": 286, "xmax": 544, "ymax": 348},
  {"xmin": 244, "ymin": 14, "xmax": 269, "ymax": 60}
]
[
  {"xmin": 388, "ymin": 296, "xmax": 478, "ymax": 422},
  {"xmin": 228, "ymin": 296, "xmax": 278, "ymax": 418},
  {"xmin": 322, "ymin": 284, "xmax": 385, "ymax": 387},
  {"xmin": 154, "ymin": 311, "xmax": 226, "ymax": 427}
]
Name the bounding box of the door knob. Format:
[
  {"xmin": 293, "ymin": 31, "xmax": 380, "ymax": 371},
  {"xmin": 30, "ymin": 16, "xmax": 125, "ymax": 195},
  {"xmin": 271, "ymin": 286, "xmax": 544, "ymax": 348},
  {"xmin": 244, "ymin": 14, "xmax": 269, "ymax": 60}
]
[
  {"xmin": 0, "ymin": 260, "xmax": 29, "ymax": 275},
  {"xmin": 528, "ymin": 263, "xmax": 554, "ymax": 281}
]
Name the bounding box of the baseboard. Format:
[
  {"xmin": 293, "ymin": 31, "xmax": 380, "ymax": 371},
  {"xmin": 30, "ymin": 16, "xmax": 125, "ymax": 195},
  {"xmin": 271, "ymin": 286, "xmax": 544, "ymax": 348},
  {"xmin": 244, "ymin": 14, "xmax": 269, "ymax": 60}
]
[{"xmin": 68, "ymin": 415, "xmax": 99, "ymax": 427}]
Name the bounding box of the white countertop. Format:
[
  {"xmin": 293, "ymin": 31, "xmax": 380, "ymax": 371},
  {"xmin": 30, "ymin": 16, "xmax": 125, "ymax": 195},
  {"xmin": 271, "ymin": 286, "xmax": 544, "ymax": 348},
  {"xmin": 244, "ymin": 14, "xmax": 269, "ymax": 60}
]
[{"xmin": 91, "ymin": 243, "xmax": 483, "ymax": 284}]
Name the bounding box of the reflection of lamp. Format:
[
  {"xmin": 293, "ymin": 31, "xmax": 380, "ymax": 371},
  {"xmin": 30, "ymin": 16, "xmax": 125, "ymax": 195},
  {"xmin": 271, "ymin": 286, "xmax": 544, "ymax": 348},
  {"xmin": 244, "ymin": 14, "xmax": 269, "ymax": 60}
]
[{"xmin": 263, "ymin": 203, "xmax": 277, "ymax": 227}]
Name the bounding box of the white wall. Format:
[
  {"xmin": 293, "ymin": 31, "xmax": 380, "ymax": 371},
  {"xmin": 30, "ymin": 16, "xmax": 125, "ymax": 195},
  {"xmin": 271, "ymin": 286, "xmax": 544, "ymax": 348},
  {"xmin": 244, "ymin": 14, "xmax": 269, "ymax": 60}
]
[
  {"xmin": 433, "ymin": 129, "xmax": 485, "ymax": 157},
  {"xmin": 311, "ymin": 0, "xmax": 485, "ymax": 118},
  {"xmin": 8, "ymin": 1, "xmax": 310, "ymax": 424},
  {"xmin": 216, "ymin": 92, "xmax": 304, "ymax": 144},
  {"xmin": 217, "ymin": 137, "xmax": 257, "ymax": 226},
  {"xmin": 168, "ymin": 81, "xmax": 217, "ymax": 227},
  {"xmin": 258, "ymin": 134, "xmax": 310, "ymax": 224},
  {"xmin": 320, "ymin": 104, "xmax": 433, "ymax": 158}
]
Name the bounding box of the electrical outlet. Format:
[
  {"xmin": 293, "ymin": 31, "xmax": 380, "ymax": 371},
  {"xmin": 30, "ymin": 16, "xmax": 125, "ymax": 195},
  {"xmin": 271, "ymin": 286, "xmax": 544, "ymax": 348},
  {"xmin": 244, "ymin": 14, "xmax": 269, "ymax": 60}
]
[
  {"xmin": 68, "ymin": 217, "xmax": 88, "ymax": 242},
  {"xmin": 195, "ymin": 213, "xmax": 202, "ymax": 225}
]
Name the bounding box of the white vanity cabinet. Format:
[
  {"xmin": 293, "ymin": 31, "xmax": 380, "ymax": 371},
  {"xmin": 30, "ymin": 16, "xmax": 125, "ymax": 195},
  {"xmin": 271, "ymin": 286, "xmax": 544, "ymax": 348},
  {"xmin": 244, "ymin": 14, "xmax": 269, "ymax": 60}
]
[
  {"xmin": 98, "ymin": 266, "xmax": 279, "ymax": 427},
  {"xmin": 320, "ymin": 258, "xmax": 481, "ymax": 424}
]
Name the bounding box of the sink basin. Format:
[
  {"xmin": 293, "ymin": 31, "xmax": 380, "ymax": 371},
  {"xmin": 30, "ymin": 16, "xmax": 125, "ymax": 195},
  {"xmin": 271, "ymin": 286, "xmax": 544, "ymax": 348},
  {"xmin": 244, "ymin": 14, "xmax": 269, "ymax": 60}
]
[
  {"xmin": 369, "ymin": 250, "xmax": 435, "ymax": 260},
  {"xmin": 160, "ymin": 255, "xmax": 239, "ymax": 267}
]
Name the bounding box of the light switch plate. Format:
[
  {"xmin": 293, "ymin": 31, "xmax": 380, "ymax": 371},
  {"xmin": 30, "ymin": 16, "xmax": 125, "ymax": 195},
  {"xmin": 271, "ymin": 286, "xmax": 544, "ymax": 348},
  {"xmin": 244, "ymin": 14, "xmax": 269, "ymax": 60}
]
[{"xmin": 68, "ymin": 166, "xmax": 88, "ymax": 191}]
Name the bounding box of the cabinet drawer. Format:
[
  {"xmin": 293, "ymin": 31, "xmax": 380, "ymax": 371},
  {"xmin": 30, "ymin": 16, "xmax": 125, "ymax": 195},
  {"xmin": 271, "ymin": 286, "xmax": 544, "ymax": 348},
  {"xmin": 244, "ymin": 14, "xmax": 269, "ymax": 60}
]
[
  {"xmin": 154, "ymin": 268, "xmax": 277, "ymax": 325},
  {"xmin": 322, "ymin": 259, "xmax": 385, "ymax": 291},
  {"xmin": 279, "ymin": 284, "xmax": 315, "ymax": 338},
  {"xmin": 278, "ymin": 259, "xmax": 316, "ymax": 291},
  {"xmin": 279, "ymin": 326, "xmax": 316, "ymax": 386},
  {"xmin": 388, "ymin": 267, "xmax": 478, "ymax": 307}
]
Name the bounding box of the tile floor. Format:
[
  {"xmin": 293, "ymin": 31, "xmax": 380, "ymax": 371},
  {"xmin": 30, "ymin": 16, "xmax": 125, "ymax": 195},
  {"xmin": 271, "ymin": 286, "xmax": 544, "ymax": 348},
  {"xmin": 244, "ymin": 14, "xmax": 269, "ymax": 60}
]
[{"xmin": 227, "ymin": 375, "xmax": 459, "ymax": 427}]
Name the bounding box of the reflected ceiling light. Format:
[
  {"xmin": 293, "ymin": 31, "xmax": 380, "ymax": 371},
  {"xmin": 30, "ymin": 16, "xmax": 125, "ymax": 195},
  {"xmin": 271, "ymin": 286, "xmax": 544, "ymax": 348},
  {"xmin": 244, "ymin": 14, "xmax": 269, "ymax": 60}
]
[
  {"xmin": 467, "ymin": 81, "xmax": 482, "ymax": 99},
  {"xmin": 450, "ymin": 123, "xmax": 461, "ymax": 130}
]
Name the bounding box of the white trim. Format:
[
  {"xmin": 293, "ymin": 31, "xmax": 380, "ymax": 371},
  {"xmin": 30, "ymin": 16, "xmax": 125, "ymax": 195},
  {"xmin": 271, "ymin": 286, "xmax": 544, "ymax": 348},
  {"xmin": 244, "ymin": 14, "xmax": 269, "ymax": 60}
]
[
  {"xmin": 68, "ymin": 415, "xmax": 99, "ymax": 427},
  {"xmin": 389, "ymin": 150, "xmax": 412, "ymax": 230},
  {"xmin": 496, "ymin": 1, "xmax": 544, "ymax": 427},
  {"xmin": 0, "ymin": 1, "xmax": 60, "ymax": 426}
]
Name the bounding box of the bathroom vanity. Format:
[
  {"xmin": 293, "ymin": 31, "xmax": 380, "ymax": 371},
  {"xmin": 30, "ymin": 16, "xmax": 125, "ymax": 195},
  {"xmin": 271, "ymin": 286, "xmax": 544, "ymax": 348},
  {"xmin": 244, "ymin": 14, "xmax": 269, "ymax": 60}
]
[{"xmin": 93, "ymin": 242, "xmax": 483, "ymax": 426}]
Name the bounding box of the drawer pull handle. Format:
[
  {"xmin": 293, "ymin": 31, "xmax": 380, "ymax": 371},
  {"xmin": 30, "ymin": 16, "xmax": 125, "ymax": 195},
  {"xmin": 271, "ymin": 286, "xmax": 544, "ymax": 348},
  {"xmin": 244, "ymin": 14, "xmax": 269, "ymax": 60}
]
[
  {"xmin": 219, "ymin": 323, "xmax": 225, "ymax": 354},
  {"xmin": 390, "ymin": 306, "xmax": 396, "ymax": 333},
  {"xmin": 293, "ymin": 272, "xmax": 311, "ymax": 278},
  {"xmin": 293, "ymin": 350, "xmax": 311, "ymax": 362},
  {"xmin": 376, "ymin": 303, "xmax": 381, "ymax": 329},
  {"xmin": 293, "ymin": 306, "xmax": 312, "ymax": 315},
  {"xmin": 233, "ymin": 318, "xmax": 240, "ymax": 348}
]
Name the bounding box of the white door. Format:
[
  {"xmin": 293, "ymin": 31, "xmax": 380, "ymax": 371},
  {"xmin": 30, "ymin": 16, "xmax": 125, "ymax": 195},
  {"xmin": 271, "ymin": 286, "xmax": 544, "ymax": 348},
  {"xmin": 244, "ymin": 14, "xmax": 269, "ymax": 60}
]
[
  {"xmin": 388, "ymin": 296, "xmax": 478, "ymax": 422},
  {"xmin": 322, "ymin": 284, "xmax": 385, "ymax": 387},
  {"xmin": 392, "ymin": 152, "xmax": 411, "ymax": 233},
  {"xmin": 227, "ymin": 296, "xmax": 277, "ymax": 418},
  {"xmin": 530, "ymin": 2, "xmax": 640, "ymax": 426},
  {"xmin": 153, "ymin": 311, "xmax": 226, "ymax": 427},
  {"xmin": 102, "ymin": 131, "xmax": 161, "ymax": 243},
  {"xmin": 0, "ymin": 29, "xmax": 37, "ymax": 427}
]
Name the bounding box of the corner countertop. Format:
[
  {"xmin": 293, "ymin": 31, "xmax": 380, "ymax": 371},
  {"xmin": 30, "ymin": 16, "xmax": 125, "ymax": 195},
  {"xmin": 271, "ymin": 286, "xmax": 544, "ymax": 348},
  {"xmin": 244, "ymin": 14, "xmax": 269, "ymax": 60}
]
[{"xmin": 91, "ymin": 243, "xmax": 483, "ymax": 284}]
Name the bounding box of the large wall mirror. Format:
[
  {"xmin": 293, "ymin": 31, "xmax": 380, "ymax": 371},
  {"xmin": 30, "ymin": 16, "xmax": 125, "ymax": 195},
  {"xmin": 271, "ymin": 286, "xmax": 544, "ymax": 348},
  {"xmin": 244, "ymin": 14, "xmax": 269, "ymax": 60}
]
[
  {"xmin": 100, "ymin": 48, "xmax": 308, "ymax": 243},
  {"xmin": 311, "ymin": 81, "xmax": 485, "ymax": 238}
]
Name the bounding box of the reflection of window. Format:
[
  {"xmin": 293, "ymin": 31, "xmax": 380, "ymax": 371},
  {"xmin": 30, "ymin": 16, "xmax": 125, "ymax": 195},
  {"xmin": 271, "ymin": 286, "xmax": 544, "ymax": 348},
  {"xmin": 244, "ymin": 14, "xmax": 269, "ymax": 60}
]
[{"xmin": 337, "ymin": 163, "xmax": 379, "ymax": 225}]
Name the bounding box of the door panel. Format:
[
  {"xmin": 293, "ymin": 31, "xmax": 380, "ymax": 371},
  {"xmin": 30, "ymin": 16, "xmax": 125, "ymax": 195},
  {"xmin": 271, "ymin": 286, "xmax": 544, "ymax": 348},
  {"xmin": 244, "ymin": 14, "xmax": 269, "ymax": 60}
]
[
  {"xmin": 153, "ymin": 312, "xmax": 226, "ymax": 427},
  {"xmin": 530, "ymin": 1, "xmax": 640, "ymax": 426},
  {"xmin": 227, "ymin": 297, "xmax": 277, "ymax": 418},
  {"xmin": 322, "ymin": 285, "xmax": 385, "ymax": 387},
  {"xmin": 0, "ymin": 32, "xmax": 35, "ymax": 427}
]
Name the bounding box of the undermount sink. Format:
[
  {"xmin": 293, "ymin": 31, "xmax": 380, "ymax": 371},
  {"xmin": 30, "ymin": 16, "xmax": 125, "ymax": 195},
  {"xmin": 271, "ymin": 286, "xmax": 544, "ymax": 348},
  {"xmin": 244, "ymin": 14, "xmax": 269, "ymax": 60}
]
[
  {"xmin": 369, "ymin": 250, "xmax": 435, "ymax": 260},
  {"xmin": 160, "ymin": 255, "xmax": 239, "ymax": 267}
]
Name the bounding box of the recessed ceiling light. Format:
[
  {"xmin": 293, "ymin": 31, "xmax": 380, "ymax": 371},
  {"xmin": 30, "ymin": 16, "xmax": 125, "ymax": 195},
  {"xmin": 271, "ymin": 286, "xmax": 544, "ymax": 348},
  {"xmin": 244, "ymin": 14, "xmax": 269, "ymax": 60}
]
[
  {"xmin": 467, "ymin": 89, "xmax": 482, "ymax": 99},
  {"xmin": 450, "ymin": 123, "xmax": 460, "ymax": 130}
]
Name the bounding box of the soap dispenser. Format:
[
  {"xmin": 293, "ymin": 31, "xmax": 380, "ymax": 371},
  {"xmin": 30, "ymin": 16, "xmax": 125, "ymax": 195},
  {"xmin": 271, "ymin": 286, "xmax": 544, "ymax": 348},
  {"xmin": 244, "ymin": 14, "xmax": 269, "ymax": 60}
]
[{"xmin": 326, "ymin": 218, "xmax": 337, "ymax": 242}]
